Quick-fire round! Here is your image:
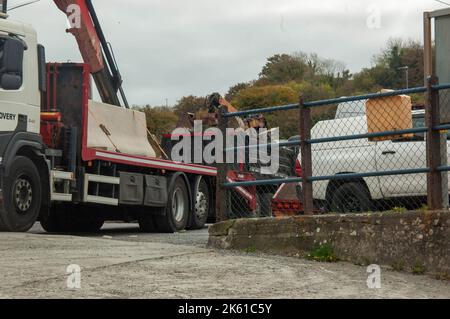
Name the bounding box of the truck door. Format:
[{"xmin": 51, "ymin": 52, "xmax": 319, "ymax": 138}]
[
  {"xmin": 0, "ymin": 33, "xmax": 40, "ymax": 135},
  {"xmin": 375, "ymin": 115, "xmax": 428, "ymax": 198}
]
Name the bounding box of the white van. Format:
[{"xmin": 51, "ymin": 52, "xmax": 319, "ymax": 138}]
[{"xmin": 298, "ymin": 110, "xmax": 448, "ymax": 212}]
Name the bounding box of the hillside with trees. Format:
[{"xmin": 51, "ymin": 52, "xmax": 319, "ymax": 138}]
[{"xmin": 137, "ymin": 38, "xmax": 425, "ymax": 139}]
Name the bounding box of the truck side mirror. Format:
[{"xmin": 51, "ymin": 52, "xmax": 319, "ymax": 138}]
[
  {"xmin": 0, "ymin": 37, "xmax": 25, "ymax": 90},
  {"xmin": 1, "ymin": 73, "xmax": 22, "ymax": 90}
]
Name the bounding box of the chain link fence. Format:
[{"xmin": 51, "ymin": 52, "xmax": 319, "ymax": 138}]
[
  {"xmin": 215, "ymin": 79, "xmax": 450, "ymax": 221},
  {"xmin": 223, "ymin": 134, "xmax": 299, "ymax": 220}
]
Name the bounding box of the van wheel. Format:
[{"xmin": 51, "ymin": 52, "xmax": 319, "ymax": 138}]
[
  {"xmin": 154, "ymin": 177, "xmax": 189, "ymax": 233},
  {"xmin": 330, "ymin": 182, "xmax": 373, "ymax": 213},
  {"xmin": 187, "ymin": 178, "xmax": 210, "ymax": 230},
  {"xmin": 0, "ymin": 156, "xmax": 41, "ymax": 232}
]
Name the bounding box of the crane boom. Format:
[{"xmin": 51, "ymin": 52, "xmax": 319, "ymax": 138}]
[{"xmin": 53, "ymin": 0, "xmax": 128, "ymax": 108}]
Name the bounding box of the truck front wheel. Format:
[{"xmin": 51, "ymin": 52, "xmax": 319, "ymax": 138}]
[
  {"xmin": 153, "ymin": 177, "xmax": 189, "ymax": 233},
  {"xmin": 330, "ymin": 182, "xmax": 373, "ymax": 213},
  {"xmin": 0, "ymin": 156, "xmax": 42, "ymax": 232}
]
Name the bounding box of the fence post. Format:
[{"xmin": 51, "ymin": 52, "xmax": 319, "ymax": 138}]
[
  {"xmin": 215, "ymin": 106, "xmax": 229, "ymax": 222},
  {"xmin": 299, "ymin": 97, "xmax": 314, "ymax": 215},
  {"xmin": 425, "ymin": 76, "xmax": 445, "ymax": 210}
]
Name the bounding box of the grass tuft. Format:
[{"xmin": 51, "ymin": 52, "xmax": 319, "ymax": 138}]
[
  {"xmin": 412, "ymin": 263, "xmax": 426, "ymax": 275},
  {"xmin": 307, "ymin": 244, "xmax": 339, "ymax": 263}
]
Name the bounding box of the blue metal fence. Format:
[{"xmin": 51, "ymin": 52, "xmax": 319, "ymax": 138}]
[{"xmin": 217, "ymin": 79, "xmax": 450, "ymax": 219}]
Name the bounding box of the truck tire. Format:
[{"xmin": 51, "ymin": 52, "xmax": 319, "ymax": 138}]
[
  {"xmin": 330, "ymin": 182, "xmax": 373, "ymax": 213},
  {"xmin": 39, "ymin": 207, "xmax": 60, "ymax": 233},
  {"xmin": 154, "ymin": 177, "xmax": 189, "ymax": 233},
  {"xmin": 187, "ymin": 177, "xmax": 210, "ymax": 230},
  {"xmin": 0, "ymin": 156, "xmax": 41, "ymax": 232}
]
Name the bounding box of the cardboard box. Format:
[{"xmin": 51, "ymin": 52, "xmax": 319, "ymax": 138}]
[{"xmin": 366, "ymin": 92, "xmax": 413, "ymax": 142}]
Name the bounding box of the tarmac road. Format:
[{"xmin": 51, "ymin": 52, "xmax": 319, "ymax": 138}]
[{"xmin": 0, "ymin": 222, "xmax": 447, "ymax": 299}]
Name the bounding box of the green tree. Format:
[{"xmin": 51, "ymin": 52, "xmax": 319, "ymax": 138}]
[
  {"xmin": 399, "ymin": 40, "xmax": 424, "ymax": 88},
  {"xmin": 258, "ymin": 52, "xmax": 351, "ymax": 95},
  {"xmin": 230, "ymin": 85, "xmax": 298, "ymax": 138},
  {"xmin": 353, "ymin": 38, "xmax": 424, "ymax": 92},
  {"xmin": 173, "ymin": 95, "xmax": 207, "ymax": 114},
  {"xmin": 140, "ymin": 106, "xmax": 179, "ymax": 140},
  {"xmin": 231, "ymin": 84, "xmax": 298, "ymax": 110},
  {"xmin": 353, "ymin": 65, "xmax": 386, "ymax": 93},
  {"xmin": 259, "ymin": 54, "xmax": 308, "ymax": 84},
  {"xmin": 225, "ymin": 82, "xmax": 251, "ymax": 101}
]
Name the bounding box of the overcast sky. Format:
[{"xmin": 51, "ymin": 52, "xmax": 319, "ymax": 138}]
[{"xmin": 8, "ymin": 0, "xmax": 448, "ymax": 106}]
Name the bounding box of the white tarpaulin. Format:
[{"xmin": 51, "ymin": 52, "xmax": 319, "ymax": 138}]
[{"xmin": 87, "ymin": 100, "xmax": 156, "ymax": 158}]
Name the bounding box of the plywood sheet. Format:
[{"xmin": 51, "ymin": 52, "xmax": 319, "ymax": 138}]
[{"xmin": 87, "ymin": 100, "xmax": 156, "ymax": 158}]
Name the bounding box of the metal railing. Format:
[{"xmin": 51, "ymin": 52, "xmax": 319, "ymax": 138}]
[{"xmin": 215, "ymin": 77, "xmax": 450, "ymax": 221}]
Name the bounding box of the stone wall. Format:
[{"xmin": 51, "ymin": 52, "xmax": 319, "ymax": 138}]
[{"xmin": 208, "ymin": 211, "xmax": 450, "ymax": 275}]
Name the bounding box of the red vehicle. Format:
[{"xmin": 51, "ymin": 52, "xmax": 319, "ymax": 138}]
[{"xmin": 0, "ymin": 0, "xmax": 216, "ymax": 233}]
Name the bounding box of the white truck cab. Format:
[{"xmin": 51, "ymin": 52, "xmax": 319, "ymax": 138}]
[
  {"xmin": 0, "ymin": 16, "xmax": 48, "ymax": 232},
  {"xmin": 0, "ymin": 16, "xmax": 41, "ymax": 135}
]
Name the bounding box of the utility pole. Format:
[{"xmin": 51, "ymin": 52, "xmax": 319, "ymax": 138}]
[
  {"xmin": 1, "ymin": 0, "xmax": 7, "ymax": 13},
  {"xmin": 423, "ymin": 8, "xmax": 450, "ymax": 210},
  {"xmin": 398, "ymin": 66, "xmax": 409, "ymax": 89}
]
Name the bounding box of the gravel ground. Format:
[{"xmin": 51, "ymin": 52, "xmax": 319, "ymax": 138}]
[
  {"xmin": 0, "ymin": 223, "xmax": 448, "ymax": 299},
  {"xmin": 30, "ymin": 222, "xmax": 210, "ymax": 247}
]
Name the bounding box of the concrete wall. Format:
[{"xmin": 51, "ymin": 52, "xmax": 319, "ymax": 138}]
[{"xmin": 208, "ymin": 211, "xmax": 450, "ymax": 275}]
